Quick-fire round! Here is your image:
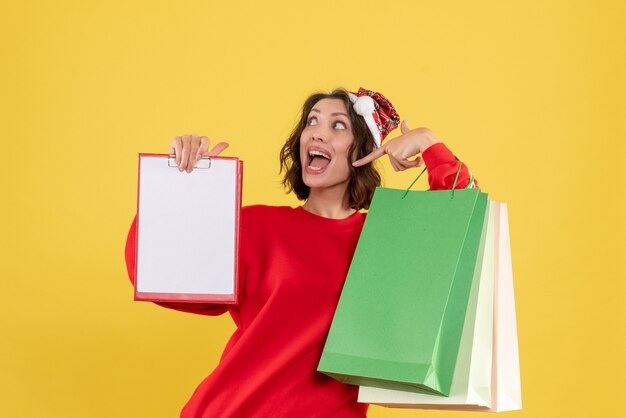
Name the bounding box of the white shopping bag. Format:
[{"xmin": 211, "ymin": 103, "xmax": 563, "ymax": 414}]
[{"xmin": 492, "ymin": 203, "xmax": 522, "ymax": 412}]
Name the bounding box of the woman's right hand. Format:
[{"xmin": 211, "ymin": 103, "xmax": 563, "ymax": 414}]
[{"xmin": 170, "ymin": 133, "xmax": 230, "ymax": 173}]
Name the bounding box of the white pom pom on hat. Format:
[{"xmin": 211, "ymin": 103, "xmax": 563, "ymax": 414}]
[
  {"xmin": 348, "ymin": 91, "xmax": 382, "ymax": 147},
  {"xmin": 352, "ymin": 95, "xmax": 376, "ymax": 116}
]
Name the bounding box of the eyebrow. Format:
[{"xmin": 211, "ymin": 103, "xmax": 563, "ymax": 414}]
[{"xmin": 310, "ymin": 108, "xmax": 349, "ymax": 117}]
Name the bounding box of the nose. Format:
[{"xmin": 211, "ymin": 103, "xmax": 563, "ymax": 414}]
[{"xmin": 310, "ymin": 125, "xmax": 329, "ymax": 143}]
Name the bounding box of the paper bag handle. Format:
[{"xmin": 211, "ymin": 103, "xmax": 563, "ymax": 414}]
[{"xmin": 401, "ymin": 156, "xmax": 472, "ymax": 199}]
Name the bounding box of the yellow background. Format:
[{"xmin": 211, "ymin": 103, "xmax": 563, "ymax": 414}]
[{"xmin": 1, "ymin": 1, "xmax": 624, "ymax": 417}]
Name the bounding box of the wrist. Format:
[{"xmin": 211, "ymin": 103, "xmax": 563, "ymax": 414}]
[{"xmin": 419, "ymin": 133, "xmax": 440, "ymax": 153}]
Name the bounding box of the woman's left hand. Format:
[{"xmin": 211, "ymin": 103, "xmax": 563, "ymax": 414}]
[{"xmin": 352, "ymin": 120, "xmax": 440, "ymax": 171}]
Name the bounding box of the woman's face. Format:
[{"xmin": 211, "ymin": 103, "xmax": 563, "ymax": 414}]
[{"xmin": 299, "ymin": 98, "xmax": 355, "ymax": 193}]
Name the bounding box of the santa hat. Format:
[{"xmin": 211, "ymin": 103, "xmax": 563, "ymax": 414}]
[{"xmin": 348, "ymin": 87, "xmax": 400, "ymax": 148}]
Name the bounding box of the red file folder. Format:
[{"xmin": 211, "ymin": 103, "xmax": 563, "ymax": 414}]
[{"xmin": 134, "ymin": 154, "xmax": 243, "ymax": 304}]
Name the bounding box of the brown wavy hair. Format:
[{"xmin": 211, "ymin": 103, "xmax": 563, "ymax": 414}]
[{"xmin": 279, "ymin": 88, "xmax": 381, "ymax": 210}]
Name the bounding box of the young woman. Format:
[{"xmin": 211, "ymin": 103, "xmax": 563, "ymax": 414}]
[{"xmin": 125, "ymin": 88, "xmax": 478, "ymax": 417}]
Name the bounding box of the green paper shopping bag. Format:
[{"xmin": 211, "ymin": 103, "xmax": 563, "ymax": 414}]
[
  {"xmin": 358, "ymin": 202, "xmax": 522, "ymax": 412},
  {"xmin": 358, "ymin": 200, "xmax": 497, "ymax": 408},
  {"xmin": 318, "ymin": 182, "xmax": 488, "ymax": 397}
]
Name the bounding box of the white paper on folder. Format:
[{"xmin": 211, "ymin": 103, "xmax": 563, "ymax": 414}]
[
  {"xmin": 358, "ymin": 201, "xmax": 496, "ymax": 408},
  {"xmin": 136, "ymin": 155, "xmax": 238, "ymax": 296}
]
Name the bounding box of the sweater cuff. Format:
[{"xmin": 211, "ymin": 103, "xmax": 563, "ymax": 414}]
[{"xmin": 422, "ymin": 142, "xmax": 456, "ymax": 169}]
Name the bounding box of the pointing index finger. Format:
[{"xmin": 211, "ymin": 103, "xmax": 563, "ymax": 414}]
[{"xmin": 352, "ymin": 146, "xmax": 386, "ymax": 167}]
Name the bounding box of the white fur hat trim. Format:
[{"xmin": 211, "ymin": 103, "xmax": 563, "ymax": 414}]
[{"xmin": 348, "ymin": 92, "xmax": 382, "ymax": 147}]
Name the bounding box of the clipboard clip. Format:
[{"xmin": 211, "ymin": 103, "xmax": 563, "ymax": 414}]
[{"xmin": 168, "ymin": 155, "xmax": 211, "ymax": 169}]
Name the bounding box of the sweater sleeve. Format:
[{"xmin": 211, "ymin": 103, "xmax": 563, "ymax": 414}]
[
  {"xmin": 421, "ymin": 142, "xmax": 479, "ymax": 191},
  {"xmin": 124, "ymin": 215, "xmax": 231, "ymax": 316}
]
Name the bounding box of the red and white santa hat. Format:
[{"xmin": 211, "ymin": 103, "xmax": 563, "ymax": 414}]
[{"xmin": 348, "ymin": 87, "xmax": 400, "ymax": 148}]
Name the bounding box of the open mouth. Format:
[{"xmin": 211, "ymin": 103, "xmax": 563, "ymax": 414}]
[{"xmin": 307, "ymin": 149, "xmax": 332, "ymax": 171}]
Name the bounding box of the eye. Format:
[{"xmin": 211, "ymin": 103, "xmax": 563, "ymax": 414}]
[
  {"xmin": 333, "ymin": 121, "xmax": 347, "ymax": 129},
  {"xmin": 306, "ymin": 117, "xmax": 318, "ymax": 126}
]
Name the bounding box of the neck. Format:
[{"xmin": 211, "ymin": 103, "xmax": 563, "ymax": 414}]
[{"xmin": 303, "ymin": 187, "xmax": 356, "ymax": 219}]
